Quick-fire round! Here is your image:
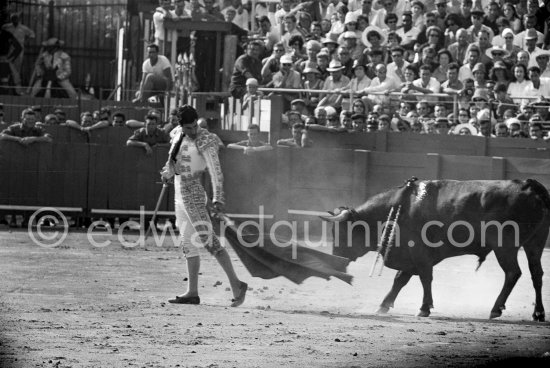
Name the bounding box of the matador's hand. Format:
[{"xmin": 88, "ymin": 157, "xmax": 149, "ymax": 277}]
[{"xmin": 212, "ymin": 202, "xmax": 225, "ymax": 214}]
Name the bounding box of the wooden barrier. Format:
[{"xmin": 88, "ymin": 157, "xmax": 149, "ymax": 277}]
[{"xmin": 1, "ymin": 132, "xmax": 550, "ymax": 233}]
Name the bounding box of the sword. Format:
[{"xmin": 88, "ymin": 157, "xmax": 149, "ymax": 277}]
[{"xmin": 144, "ymin": 183, "xmax": 169, "ymax": 240}]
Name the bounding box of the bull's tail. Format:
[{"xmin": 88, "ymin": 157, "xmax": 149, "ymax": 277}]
[{"xmin": 523, "ymin": 179, "xmax": 550, "ymax": 210}]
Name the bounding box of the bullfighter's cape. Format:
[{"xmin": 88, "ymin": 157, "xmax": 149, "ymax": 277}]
[{"xmin": 211, "ymin": 212, "xmax": 353, "ymax": 285}]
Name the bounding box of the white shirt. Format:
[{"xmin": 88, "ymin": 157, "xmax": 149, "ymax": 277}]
[
  {"xmin": 387, "ymin": 60, "xmax": 410, "ymax": 82},
  {"xmin": 143, "ymin": 55, "xmax": 173, "ymax": 78},
  {"xmin": 412, "ymin": 77, "xmax": 441, "ymax": 104},
  {"xmin": 458, "ymin": 64, "xmax": 474, "ymax": 82},
  {"xmin": 514, "ymin": 29, "xmax": 545, "ymax": 50},
  {"xmin": 507, "ymin": 80, "xmax": 531, "ymax": 104},
  {"xmin": 523, "ymin": 78, "xmax": 550, "ymax": 100}
]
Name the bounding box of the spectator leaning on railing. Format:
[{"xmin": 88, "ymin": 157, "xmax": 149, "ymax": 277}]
[{"xmin": 0, "ymin": 108, "xmax": 52, "ymax": 145}]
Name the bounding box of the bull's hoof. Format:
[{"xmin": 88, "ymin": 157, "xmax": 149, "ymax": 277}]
[
  {"xmin": 375, "ymin": 306, "xmax": 390, "ymax": 314},
  {"xmin": 532, "ymin": 311, "xmax": 546, "ymax": 322},
  {"xmin": 489, "ymin": 310, "xmax": 502, "ymax": 319},
  {"xmin": 416, "ymin": 310, "xmax": 430, "ymax": 317}
]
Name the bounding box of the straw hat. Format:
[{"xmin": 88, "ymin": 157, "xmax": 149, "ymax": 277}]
[
  {"xmin": 361, "ymin": 26, "xmax": 386, "ymax": 48},
  {"xmin": 326, "ymin": 60, "xmax": 345, "ymax": 72},
  {"xmin": 485, "ymin": 45, "xmax": 511, "ymax": 59},
  {"xmin": 453, "ymin": 123, "xmax": 478, "ymax": 135}
]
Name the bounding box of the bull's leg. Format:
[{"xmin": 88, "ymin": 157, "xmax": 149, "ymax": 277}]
[
  {"xmin": 376, "ymin": 270, "xmax": 413, "ymax": 314},
  {"xmin": 417, "ymin": 267, "xmax": 434, "ymax": 317},
  {"xmin": 524, "ymin": 245, "xmax": 545, "ymax": 322},
  {"xmin": 490, "ymin": 248, "xmax": 522, "ymax": 319}
]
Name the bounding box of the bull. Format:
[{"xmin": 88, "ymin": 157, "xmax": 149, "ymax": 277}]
[{"xmin": 321, "ymin": 178, "xmax": 550, "ymax": 321}]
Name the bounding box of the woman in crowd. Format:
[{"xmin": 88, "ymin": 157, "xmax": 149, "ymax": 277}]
[
  {"xmin": 502, "ymin": 1, "xmax": 522, "ymax": 33},
  {"xmin": 433, "ymin": 49, "xmax": 453, "ymax": 84},
  {"xmin": 489, "ymin": 61, "xmax": 511, "ymax": 88},
  {"xmin": 507, "ymin": 64, "xmax": 530, "ymax": 104}
]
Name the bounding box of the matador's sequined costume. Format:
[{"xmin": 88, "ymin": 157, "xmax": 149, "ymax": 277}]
[{"xmin": 161, "ymin": 126, "xmax": 224, "ymax": 258}]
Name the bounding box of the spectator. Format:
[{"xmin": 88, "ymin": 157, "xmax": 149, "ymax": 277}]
[
  {"xmin": 456, "ymin": 108, "xmax": 470, "ymax": 125},
  {"xmin": 441, "ymin": 62, "xmax": 463, "ymax": 96},
  {"xmin": 448, "ymin": 28, "xmax": 469, "ymax": 66},
  {"xmin": 302, "ymin": 67, "xmax": 322, "ymax": 110},
  {"xmin": 153, "ymin": 0, "xmax": 186, "ymax": 54},
  {"xmin": 272, "ymin": 53, "xmax": 302, "ymax": 105},
  {"xmin": 227, "ymin": 124, "xmax": 272, "ymax": 154},
  {"xmin": 132, "ymin": 44, "xmax": 173, "ymax": 103},
  {"xmin": 493, "ymin": 82, "xmax": 516, "ymax": 119},
  {"xmin": 0, "ymin": 27, "xmax": 22, "ymax": 94},
  {"xmin": 112, "ymin": 111, "xmax": 126, "ymax": 127},
  {"xmin": 378, "ymin": 114, "xmax": 391, "ymax": 131},
  {"xmin": 443, "ymin": 13, "xmax": 461, "ymax": 47},
  {"xmin": 467, "ymin": 5, "xmax": 494, "ymax": 43},
  {"xmin": 396, "ymin": 11, "xmax": 420, "ymax": 52},
  {"xmin": 488, "ymin": 60, "xmax": 510, "ymax": 88},
  {"xmin": 53, "ymin": 108, "xmax": 77, "ymax": 125},
  {"xmin": 452, "ymin": 122, "xmax": 478, "ymax": 135},
  {"xmin": 458, "ymin": 45, "xmax": 481, "ymax": 81},
  {"xmin": 277, "ymin": 122, "xmax": 304, "ymax": 147},
  {"xmin": 30, "ymin": 38, "xmax": 77, "ymax": 99},
  {"xmin": 433, "ymin": 49, "xmax": 452, "ymax": 84},
  {"xmin": 0, "ymin": 108, "xmax": 52, "ymax": 145},
  {"xmin": 317, "ymin": 60, "xmax": 350, "ymax": 109},
  {"xmin": 387, "ymin": 46, "xmax": 409, "ymax": 82},
  {"xmin": 407, "ymin": 64, "xmax": 441, "ymax": 104},
  {"xmin": 2, "ymin": 12, "xmax": 35, "ymax": 95},
  {"xmin": 366, "ymin": 112, "xmax": 379, "ymax": 132},
  {"xmin": 230, "ymin": 40, "xmax": 263, "ymax": 99},
  {"xmin": 340, "ymin": 31, "xmax": 364, "ymax": 62},
  {"xmin": 313, "ymin": 106, "xmax": 328, "ymax": 126},
  {"xmin": 296, "ymin": 40, "xmax": 321, "ymax": 74},
  {"xmin": 241, "ymin": 78, "xmax": 264, "ymax": 113},
  {"xmin": 501, "ymin": 2, "xmax": 522, "ymax": 34},
  {"xmin": 362, "ymin": 26, "xmax": 387, "ymax": 59},
  {"xmin": 472, "ymin": 62, "xmax": 487, "ymax": 89},
  {"xmin": 524, "ymin": 66, "xmax": 550, "ymax": 99},
  {"xmin": 360, "ymin": 63, "xmax": 400, "ymax": 106},
  {"xmin": 513, "ymin": 14, "xmax": 544, "ymax": 50},
  {"xmin": 528, "ymin": 121, "xmax": 544, "ymax": 140},
  {"xmin": 507, "ymin": 64, "xmax": 530, "ymax": 104},
  {"xmin": 288, "ymin": 35, "xmax": 306, "ymax": 63},
  {"xmin": 350, "ymin": 113, "xmax": 366, "ymax": 132},
  {"xmin": 494, "ymin": 122, "xmax": 508, "ymax": 137},
  {"xmin": 261, "ymin": 42, "xmax": 284, "ymax": 85},
  {"xmin": 342, "ymin": 60, "xmax": 371, "ymax": 109},
  {"xmin": 281, "ymin": 14, "xmax": 303, "ymax": 51},
  {"xmin": 535, "ymin": 51, "xmax": 550, "ymax": 78},
  {"xmin": 41, "ymin": 114, "xmax": 58, "ymax": 126},
  {"xmin": 126, "ymin": 112, "xmax": 169, "ymax": 156}
]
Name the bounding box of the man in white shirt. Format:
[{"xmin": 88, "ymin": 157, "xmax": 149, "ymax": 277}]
[
  {"xmin": 133, "ymin": 44, "xmax": 173, "ymax": 103},
  {"xmin": 514, "ymin": 14, "xmax": 545, "ymax": 50},
  {"xmin": 360, "ymin": 63, "xmax": 400, "ymax": 106},
  {"xmin": 523, "ymin": 66, "xmax": 550, "ymax": 99},
  {"xmin": 387, "ymin": 46, "xmax": 409, "ymax": 82},
  {"xmin": 396, "ymin": 11, "xmax": 420, "ymax": 51},
  {"xmin": 407, "ymin": 64, "xmax": 441, "ymax": 104},
  {"xmin": 353, "ymin": 0, "xmax": 384, "ymax": 29},
  {"xmin": 458, "ymin": 46, "xmax": 480, "ymax": 81}
]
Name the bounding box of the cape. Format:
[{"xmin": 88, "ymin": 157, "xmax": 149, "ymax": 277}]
[{"xmin": 211, "ymin": 212, "xmax": 353, "ymax": 285}]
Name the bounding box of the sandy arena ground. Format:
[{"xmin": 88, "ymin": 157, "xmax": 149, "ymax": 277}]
[{"xmin": 1, "ymin": 227, "xmax": 550, "ymax": 368}]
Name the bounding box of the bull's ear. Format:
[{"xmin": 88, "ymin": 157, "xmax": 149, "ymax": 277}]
[{"xmin": 319, "ymin": 209, "xmax": 351, "ymax": 222}]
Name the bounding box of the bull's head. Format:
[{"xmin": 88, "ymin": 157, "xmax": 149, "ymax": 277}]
[{"xmin": 320, "ymin": 207, "xmax": 373, "ymax": 261}]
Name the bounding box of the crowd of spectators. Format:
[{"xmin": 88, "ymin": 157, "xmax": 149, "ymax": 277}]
[{"xmin": 219, "ymin": 0, "xmax": 550, "ymax": 139}]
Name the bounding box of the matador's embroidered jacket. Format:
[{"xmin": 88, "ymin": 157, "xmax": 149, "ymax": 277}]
[{"xmin": 162, "ymin": 127, "xmax": 225, "ymax": 205}]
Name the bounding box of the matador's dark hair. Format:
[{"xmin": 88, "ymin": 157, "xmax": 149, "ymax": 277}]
[{"xmin": 177, "ymin": 105, "xmax": 198, "ymax": 126}]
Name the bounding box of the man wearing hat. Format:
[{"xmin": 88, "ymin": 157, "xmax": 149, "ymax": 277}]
[
  {"xmin": 534, "ymin": 51, "xmax": 550, "ymax": 78},
  {"xmin": 272, "ymin": 53, "xmax": 302, "ymax": 104},
  {"xmin": 467, "ymin": 5, "xmax": 494, "ymax": 43},
  {"xmin": 513, "ymin": 14, "xmax": 544, "ymax": 50},
  {"xmin": 318, "ymin": 60, "xmax": 351, "ymax": 109},
  {"xmin": 30, "ymin": 37, "xmax": 77, "ymax": 99},
  {"xmin": 341, "ymin": 31, "xmax": 364, "ymax": 61}
]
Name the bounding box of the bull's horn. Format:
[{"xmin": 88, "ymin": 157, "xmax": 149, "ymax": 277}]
[{"xmin": 319, "ymin": 209, "xmax": 351, "ymax": 222}]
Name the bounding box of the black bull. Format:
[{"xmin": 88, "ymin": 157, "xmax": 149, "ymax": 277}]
[{"xmin": 321, "ymin": 178, "xmax": 550, "ymax": 321}]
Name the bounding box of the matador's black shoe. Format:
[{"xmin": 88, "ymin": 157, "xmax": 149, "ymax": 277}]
[{"xmin": 168, "ymin": 295, "xmax": 200, "ymax": 304}]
